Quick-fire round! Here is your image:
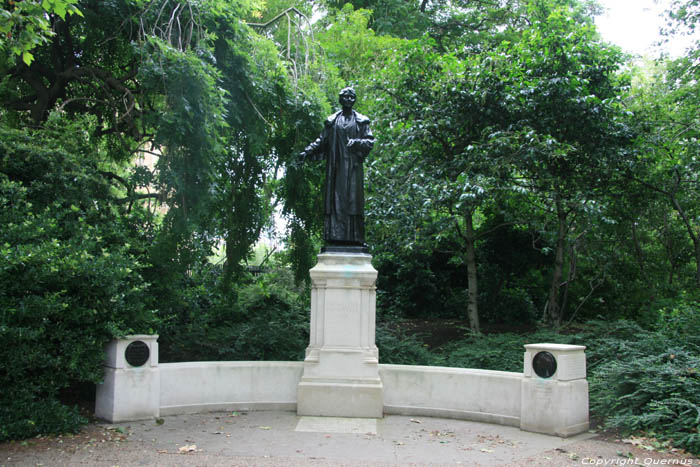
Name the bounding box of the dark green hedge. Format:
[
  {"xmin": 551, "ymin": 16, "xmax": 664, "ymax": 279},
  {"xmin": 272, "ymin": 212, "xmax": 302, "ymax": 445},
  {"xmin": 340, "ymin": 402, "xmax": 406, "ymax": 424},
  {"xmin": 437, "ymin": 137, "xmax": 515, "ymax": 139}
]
[{"xmin": 0, "ymin": 126, "xmax": 154, "ymax": 441}]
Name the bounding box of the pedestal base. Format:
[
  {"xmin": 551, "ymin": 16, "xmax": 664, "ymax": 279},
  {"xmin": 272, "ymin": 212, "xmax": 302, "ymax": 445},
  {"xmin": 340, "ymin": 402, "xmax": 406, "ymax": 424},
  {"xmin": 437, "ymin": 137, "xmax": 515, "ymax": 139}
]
[
  {"xmin": 95, "ymin": 335, "xmax": 160, "ymax": 422},
  {"xmin": 297, "ymin": 253, "xmax": 383, "ymax": 418},
  {"xmin": 297, "ymin": 379, "xmax": 383, "ymax": 418},
  {"xmin": 520, "ymin": 378, "xmax": 589, "ymax": 437},
  {"xmin": 520, "ymin": 344, "xmax": 589, "ymax": 437}
]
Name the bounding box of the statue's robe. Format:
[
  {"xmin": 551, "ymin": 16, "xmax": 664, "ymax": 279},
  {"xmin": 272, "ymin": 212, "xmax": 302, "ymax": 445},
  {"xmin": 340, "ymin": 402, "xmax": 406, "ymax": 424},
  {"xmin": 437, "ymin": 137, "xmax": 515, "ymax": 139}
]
[{"xmin": 304, "ymin": 109, "xmax": 374, "ymax": 244}]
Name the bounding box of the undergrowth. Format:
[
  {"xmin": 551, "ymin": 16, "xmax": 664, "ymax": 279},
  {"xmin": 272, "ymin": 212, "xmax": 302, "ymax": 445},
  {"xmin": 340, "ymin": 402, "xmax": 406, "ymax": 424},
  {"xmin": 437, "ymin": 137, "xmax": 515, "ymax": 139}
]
[{"xmin": 407, "ymin": 307, "xmax": 700, "ymax": 456}]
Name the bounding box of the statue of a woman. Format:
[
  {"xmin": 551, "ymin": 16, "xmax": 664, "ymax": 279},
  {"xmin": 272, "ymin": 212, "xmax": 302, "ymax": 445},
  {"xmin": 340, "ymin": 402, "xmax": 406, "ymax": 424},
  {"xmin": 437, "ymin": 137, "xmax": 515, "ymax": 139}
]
[{"xmin": 300, "ymin": 87, "xmax": 374, "ymax": 249}]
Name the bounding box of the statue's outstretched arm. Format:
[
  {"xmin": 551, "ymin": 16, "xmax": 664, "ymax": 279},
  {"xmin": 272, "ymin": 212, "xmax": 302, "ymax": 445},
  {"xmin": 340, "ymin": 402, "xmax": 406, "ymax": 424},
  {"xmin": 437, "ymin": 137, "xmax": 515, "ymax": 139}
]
[{"xmin": 300, "ymin": 128, "xmax": 328, "ymax": 162}]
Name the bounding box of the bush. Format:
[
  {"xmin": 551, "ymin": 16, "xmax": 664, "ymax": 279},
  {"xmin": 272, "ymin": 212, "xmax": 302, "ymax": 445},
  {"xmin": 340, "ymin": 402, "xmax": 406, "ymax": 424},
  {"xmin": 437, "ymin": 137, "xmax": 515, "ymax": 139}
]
[
  {"xmin": 376, "ymin": 323, "xmax": 442, "ymax": 366},
  {"xmin": 591, "ymin": 349, "xmax": 700, "ymax": 454},
  {"xmin": 655, "ymin": 295, "xmax": 700, "ymax": 350},
  {"xmin": 419, "ymin": 317, "xmax": 700, "ymax": 455},
  {"xmin": 582, "ymin": 312, "xmax": 700, "ymax": 454},
  {"xmin": 436, "ymin": 331, "xmax": 529, "ymax": 372},
  {"xmin": 0, "ymin": 126, "xmax": 154, "ymax": 441},
  {"xmin": 156, "ymin": 266, "xmax": 309, "ymax": 362}
]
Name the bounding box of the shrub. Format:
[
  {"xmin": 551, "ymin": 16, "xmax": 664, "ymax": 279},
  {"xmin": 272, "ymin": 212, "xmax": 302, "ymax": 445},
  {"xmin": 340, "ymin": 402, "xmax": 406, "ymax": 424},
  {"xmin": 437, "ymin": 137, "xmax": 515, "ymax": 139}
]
[
  {"xmin": 0, "ymin": 126, "xmax": 154, "ymax": 441},
  {"xmin": 156, "ymin": 266, "xmax": 309, "ymax": 362},
  {"xmin": 655, "ymin": 296, "xmax": 700, "ymax": 351},
  {"xmin": 436, "ymin": 331, "xmax": 528, "ymax": 372},
  {"xmin": 591, "ymin": 349, "xmax": 700, "ymax": 454},
  {"xmin": 376, "ymin": 323, "xmax": 442, "ymax": 366},
  {"xmin": 421, "ymin": 317, "xmax": 700, "ymax": 455}
]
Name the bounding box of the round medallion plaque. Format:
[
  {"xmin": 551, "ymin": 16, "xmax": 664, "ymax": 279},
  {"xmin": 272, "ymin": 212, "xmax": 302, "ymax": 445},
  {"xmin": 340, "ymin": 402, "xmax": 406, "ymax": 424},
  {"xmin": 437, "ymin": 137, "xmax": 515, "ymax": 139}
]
[
  {"xmin": 125, "ymin": 340, "xmax": 150, "ymax": 367},
  {"xmin": 532, "ymin": 351, "xmax": 557, "ymax": 378}
]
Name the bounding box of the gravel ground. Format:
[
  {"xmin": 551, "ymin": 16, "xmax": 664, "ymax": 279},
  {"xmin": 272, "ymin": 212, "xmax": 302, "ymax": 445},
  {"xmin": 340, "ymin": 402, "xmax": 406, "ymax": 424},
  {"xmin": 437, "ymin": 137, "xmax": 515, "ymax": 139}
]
[{"xmin": 0, "ymin": 412, "xmax": 697, "ymax": 467}]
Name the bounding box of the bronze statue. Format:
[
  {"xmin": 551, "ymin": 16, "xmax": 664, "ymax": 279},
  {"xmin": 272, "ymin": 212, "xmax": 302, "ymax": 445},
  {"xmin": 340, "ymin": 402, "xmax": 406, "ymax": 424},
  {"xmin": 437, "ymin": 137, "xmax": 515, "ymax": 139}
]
[{"xmin": 300, "ymin": 87, "xmax": 374, "ymax": 250}]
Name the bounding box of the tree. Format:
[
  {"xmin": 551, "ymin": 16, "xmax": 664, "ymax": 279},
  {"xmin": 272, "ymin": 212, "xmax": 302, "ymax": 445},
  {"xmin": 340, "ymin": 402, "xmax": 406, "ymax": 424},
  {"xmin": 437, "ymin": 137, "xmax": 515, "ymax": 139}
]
[
  {"xmin": 1, "ymin": 0, "xmax": 327, "ymax": 284},
  {"xmin": 363, "ymin": 0, "xmax": 630, "ymax": 329},
  {"xmin": 624, "ymin": 56, "xmax": 700, "ymax": 289},
  {"xmin": 0, "ymin": 0, "xmax": 329, "ymax": 436},
  {"xmin": 0, "ymin": 0, "xmax": 82, "ymax": 65},
  {"xmin": 366, "ymin": 38, "xmax": 517, "ymax": 331},
  {"xmin": 486, "ymin": 1, "xmax": 630, "ymax": 326}
]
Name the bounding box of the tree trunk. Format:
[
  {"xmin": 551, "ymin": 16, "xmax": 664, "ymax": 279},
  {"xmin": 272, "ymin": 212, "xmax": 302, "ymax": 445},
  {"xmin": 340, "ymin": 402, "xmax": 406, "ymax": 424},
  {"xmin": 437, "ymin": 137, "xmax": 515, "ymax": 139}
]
[
  {"xmin": 694, "ymin": 239, "xmax": 700, "ymax": 289},
  {"xmin": 559, "ymin": 245, "xmax": 576, "ymax": 319},
  {"xmin": 670, "ymin": 195, "xmax": 700, "ymax": 288},
  {"xmin": 547, "ymin": 198, "xmax": 567, "ymax": 328},
  {"xmin": 661, "ymin": 211, "xmax": 676, "ymax": 285},
  {"xmin": 465, "ymin": 211, "xmax": 480, "ymax": 333},
  {"xmin": 631, "ymin": 221, "xmax": 645, "ymax": 274}
]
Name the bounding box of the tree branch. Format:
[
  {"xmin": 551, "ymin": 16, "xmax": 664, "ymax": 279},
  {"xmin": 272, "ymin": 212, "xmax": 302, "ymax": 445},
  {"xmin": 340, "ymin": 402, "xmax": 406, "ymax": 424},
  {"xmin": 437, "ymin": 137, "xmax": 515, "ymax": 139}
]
[
  {"xmin": 564, "ymin": 276, "xmax": 605, "ymax": 328},
  {"xmin": 115, "ymin": 192, "xmax": 163, "ymax": 204}
]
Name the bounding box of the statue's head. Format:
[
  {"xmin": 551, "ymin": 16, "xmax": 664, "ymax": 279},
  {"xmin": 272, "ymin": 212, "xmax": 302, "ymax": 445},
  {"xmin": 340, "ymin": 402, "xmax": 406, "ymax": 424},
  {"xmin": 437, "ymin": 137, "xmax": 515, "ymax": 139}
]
[{"xmin": 339, "ymin": 87, "xmax": 356, "ymax": 108}]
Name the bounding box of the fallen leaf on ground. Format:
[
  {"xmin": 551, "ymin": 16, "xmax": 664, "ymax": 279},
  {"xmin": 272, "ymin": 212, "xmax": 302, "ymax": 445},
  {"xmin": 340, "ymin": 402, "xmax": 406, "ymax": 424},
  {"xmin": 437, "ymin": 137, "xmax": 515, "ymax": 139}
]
[
  {"xmin": 178, "ymin": 444, "xmax": 198, "ymax": 454},
  {"xmin": 480, "ymin": 448, "xmax": 494, "ymax": 453},
  {"xmin": 622, "ymin": 436, "xmax": 658, "ymax": 451},
  {"xmin": 410, "ymin": 419, "xmax": 422, "ymax": 424},
  {"xmin": 259, "ymin": 426, "xmax": 271, "ymax": 430}
]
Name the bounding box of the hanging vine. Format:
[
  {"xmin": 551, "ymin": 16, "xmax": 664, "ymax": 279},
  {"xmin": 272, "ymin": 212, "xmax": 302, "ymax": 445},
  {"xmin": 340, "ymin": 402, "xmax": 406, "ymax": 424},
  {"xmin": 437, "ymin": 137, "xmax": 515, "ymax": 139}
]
[{"xmin": 247, "ymin": 7, "xmax": 316, "ymax": 84}]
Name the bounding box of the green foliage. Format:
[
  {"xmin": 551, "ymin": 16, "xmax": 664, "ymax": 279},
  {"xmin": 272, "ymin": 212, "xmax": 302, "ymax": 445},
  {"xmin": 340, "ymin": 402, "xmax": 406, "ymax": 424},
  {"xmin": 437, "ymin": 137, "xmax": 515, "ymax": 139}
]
[
  {"xmin": 0, "ymin": 399, "xmax": 88, "ymax": 442},
  {"xmin": 655, "ymin": 295, "xmax": 700, "ymax": 350},
  {"xmin": 0, "ymin": 0, "xmax": 82, "ymax": 65},
  {"xmin": 1, "ymin": 0, "xmax": 328, "ymax": 286},
  {"xmin": 2, "ymin": 0, "xmax": 700, "ymax": 449},
  {"xmin": 407, "ymin": 317, "xmax": 700, "ymax": 455},
  {"xmin": 592, "ymin": 348, "xmax": 700, "ymax": 454},
  {"xmin": 0, "ymin": 124, "xmax": 154, "ymax": 441},
  {"xmin": 624, "ymin": 52, "xmax": 700, "ymax": 291},
  {"xmin": 316, "ymin": 5, "xmax": 403, "ymax": 93},
  {"xmin": 0, "ymin": 0, "xmax": 327, "ymax": 439},
  {"xmin": 156, "ymin": 266, "xmax": 309, "ymax": 363},
  {"xmin": 363, "ymin": 0, "xmax": 631, "ymax": 327},
  {"xmin": 322, "ymin": 0, "xmax": 430, "ymax": 38},
  {"xmin": 437, "ymin": 331, "xmax": 528, "ymax": 372},
  {"xmin": 376, "ymin": 323, "xmax": 441, "ymax": 365}
]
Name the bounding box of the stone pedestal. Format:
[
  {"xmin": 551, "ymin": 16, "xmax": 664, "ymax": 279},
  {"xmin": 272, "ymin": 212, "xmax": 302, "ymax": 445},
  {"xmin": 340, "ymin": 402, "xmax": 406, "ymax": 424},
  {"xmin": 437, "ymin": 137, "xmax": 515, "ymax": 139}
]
[
  {"xmin": 95, "ymin": 335, "xmax": 160, "ymax": 422},
  {"xmin": 297, "ymin": 253, "xmax": 383, "ymax": 418},
  {"xmin": 520, "ymin": 343, "xmax": 589, "ymax": 437}
]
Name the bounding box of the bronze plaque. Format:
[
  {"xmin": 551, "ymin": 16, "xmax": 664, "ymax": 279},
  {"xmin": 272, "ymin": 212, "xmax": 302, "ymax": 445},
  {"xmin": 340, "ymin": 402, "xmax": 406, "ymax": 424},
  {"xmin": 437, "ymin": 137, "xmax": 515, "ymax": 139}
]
[
  {"xmin": 125, "ymin": 340, "xmax": 150, "ymax": 367},
  {"xmin": 532, "ymin": 351, "xmax": 557, "ymax": 378}
]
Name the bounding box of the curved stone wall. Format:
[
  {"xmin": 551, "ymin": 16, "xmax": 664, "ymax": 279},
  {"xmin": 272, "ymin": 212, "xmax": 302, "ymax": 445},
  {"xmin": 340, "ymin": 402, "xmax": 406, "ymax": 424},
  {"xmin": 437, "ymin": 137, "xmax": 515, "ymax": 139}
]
[
  {"xmin": 156, "ymin": 361, "xmax": 521, "ymax": 426},
  {"xmin": 159, "ymin": 361, "xmax": 303, "ymax": 415},
  {"xmin": 96, "ymin": 337, "xmax": 588, "ymax": 437}
]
